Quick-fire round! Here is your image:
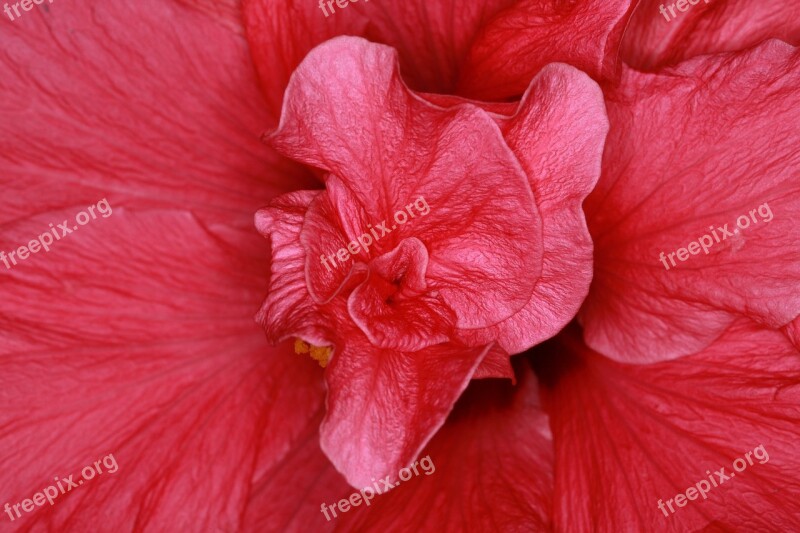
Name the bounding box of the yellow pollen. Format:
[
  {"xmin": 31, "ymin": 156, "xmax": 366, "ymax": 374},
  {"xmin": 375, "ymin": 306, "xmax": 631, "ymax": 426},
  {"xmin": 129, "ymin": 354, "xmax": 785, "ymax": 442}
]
[{"xmin": 294, "ymin": 338, "xmax": 332, "ymax": 368}]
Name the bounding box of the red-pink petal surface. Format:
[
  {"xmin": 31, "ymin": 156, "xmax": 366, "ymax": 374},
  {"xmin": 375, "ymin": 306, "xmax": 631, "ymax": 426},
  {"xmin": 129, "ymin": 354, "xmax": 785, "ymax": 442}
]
[
  {"xmin": 582, "ymin": 41, "xmax": 800, "ymax": 363},
  {"xmin": 242, "ymin": 0, "xmax": 514, "ymax": 115},
  {"xmin": 457, "ymin": 63, "xmax": 607, "ymax": 354},
  {"xmin": 242, "ymin": 409, "xmax": 350, "ymax": 532},
  {"xmin": 784, "ymin": 316, "xmax": 800, "ymax": 350},
  {"xmin": 0, "ymin": 213, "xmax": 325, "ymax": 530},
  {"xmin": 473, "ymin": 344, "xmax": 517, "ymax": 382},
  {"xmin": 0, "ymin": 1, "xmax": 323, "ymax": 528},
  {"xmin": 269, "ymin": 37, "xmax": 543, "ymax": 331},
  {"xmin": 320, "ymin": 325, "xmax": 492, "ymax": 488},
  {"xmin": 255, "ymin": 191, "xmax": 335, "ymax": 346},
  {"xmin": 348, "ymin": 238, "xmax": 456, "ymax": 351},
  {"xmin": 0, "ymin": 0, "xmax": 312, "ymax": 227},
  {"xmin": 458, "ymin": 0, "xmax": 636, "ymax": 99},
  {"xmin": 539, "ymin": 321, "xmax": 800, "ymax": 531},
  {"xmin": 622, "ymin": 0, "xmax": 800, "ymax": 71}
]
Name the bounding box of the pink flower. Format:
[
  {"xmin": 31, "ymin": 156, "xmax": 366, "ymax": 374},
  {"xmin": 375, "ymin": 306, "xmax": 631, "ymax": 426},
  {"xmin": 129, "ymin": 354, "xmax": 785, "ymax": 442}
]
[{"xmin": 0, "ymin": 0, "xmax": 798, "ymax": 531}]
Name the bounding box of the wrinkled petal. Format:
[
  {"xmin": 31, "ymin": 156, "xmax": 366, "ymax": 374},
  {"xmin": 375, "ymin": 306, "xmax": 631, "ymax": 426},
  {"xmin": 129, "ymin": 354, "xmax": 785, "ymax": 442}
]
[
  {"xmin": 456, "ymin": 63, "xmax": 607, "ymax": 355},
  {"xmin": 622, "ymin": 0, "xmax": 800, "ymax": 71},
  {"xmin": 269, "ymin": 36, "xmax": 543, "ymax": 331},
  {"xmin": 243, "ymin": 362, "xmax": 550, "ymax": 530},
  {"xmin": 255, "ymin": 191, "xmax": 335, "ymax": 346},
  {"xmin": 320, "ymin": 324, "xmax": 492, "ymax": 488},
  {"xmin": 458, "ymin": 0, "xmax": 636, "ymax": 99},
  {"xmin": 582, "ymin": 40, "xmax": 800, "ymax": 363},
  {"xmin": 300, "ymin": 177, "xmax": 375, "ymax": 303},
  {"xmin": 784, "ymin": 316, "xmax": 800, "ymax": 350},
  {"xmin": 537, "ymin": 321, "xmax": 800, "ymax": 531}
]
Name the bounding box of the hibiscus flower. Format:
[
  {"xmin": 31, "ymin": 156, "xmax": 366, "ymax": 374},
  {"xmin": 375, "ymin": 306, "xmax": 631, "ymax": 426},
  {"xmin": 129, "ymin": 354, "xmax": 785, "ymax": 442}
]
[{"xmin": 1, "ymin": 0, "xmax": 799, "ymax": 532}]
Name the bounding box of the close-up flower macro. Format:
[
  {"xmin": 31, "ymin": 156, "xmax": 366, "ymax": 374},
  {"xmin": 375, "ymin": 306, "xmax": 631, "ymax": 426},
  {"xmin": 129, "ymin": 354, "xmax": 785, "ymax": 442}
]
[{"xmin": 1, "ymin": 0, "xmax": 799, "ymax": 531}]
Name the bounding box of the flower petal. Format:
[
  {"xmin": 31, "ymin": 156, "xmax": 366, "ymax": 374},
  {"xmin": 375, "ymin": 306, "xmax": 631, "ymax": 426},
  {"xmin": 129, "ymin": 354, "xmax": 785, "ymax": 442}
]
[
  {"xmin": 255, "ymin": 190, "xmax": 336, "ymax": 345},
  {"xmin": 242, "ymin": 0, "xmax": 514, "ymax": 110},
  {"xmin": 348, "ymin": 238, "xmax": 457, "ymax": 351},
  {"xmin": 537, "ymin": 321, "xmax": 800, "ymax": 531},
  {"xmin": 582, "ymin": 40, "xmax": 800, "ymax": 363},
  {"xmin": 0, "ymin": 212, "xmax": 325, "ymax": 529},
  {"xmin": 622, "ymin": 0, "xmax": 800, "ymax": 70},
  {"xmin": 458, "ymin": 0, "xmax": 637, "ymax": 99},
  {"xmin": 320, "ymin": 325, "xmax": 492, "ymax": 488},
  {"xmin": 337, "ymin": 364, "xmax": 553, "ymax": 530},
  {"xmin": 784, "ymin": 316, "xmax": 800, "ymax": 350},
  {"xmin": 0, "ymin": 0, "xmax": 312, "ymax": 227},
  {"xmin": 457, "ymin": 64, "xmax": 607, "ymax": 355}
]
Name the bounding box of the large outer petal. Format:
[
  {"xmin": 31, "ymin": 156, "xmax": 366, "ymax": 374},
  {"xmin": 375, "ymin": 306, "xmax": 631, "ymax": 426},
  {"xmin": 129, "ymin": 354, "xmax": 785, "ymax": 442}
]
[
  {"xmin": 458, "ymin": 0, "xmax": 637, "ymax": 100},
  {"xmin": 269, "ymin": 37, "xmax": 543, "ymax": 331},
  {"xmin": 622, "ymin": 0, "xmax": 800, "ymax": 71},
  {"xmin": 0, "ymin": 213, "xmax": 325, "ymax": 530},
  {"xmin": 582, "ymin": 40, "xmax": 800, "ymax": 363},
  {"xmin": 0, "ymin": 0, "xmax": 313, "ymax": 227},
  {"xmin": 537, "ymin": 321, "xmax": 800, "ymax": 532},
  {"xmin": 0, "ymin": 0, "xmax": 321, "ymax": 528}
]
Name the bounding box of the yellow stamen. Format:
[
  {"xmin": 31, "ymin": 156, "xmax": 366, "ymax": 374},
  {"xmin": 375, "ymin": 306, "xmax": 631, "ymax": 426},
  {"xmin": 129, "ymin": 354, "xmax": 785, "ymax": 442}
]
[
  {"xmin": 294, "ymin": 338, "xmax": 310, "ymax": 354},
  {"xmin": 294, "ymin": 338, "xmax": 331, "ymax": 368}
]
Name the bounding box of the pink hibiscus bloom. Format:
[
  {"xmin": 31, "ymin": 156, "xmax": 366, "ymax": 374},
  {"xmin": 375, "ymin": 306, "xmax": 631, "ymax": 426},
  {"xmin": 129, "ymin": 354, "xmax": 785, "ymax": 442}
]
[{"xmin": 1, "ymin": 0, "xmax": 799, "ymax": 532}]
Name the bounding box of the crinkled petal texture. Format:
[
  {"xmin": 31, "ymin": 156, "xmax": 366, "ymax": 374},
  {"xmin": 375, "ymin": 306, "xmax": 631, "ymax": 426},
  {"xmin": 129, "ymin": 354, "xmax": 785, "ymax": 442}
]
[
  {"xmin": 320, "ymin": 325, "xmax": 492, "ymax": 489},
  {"xmin": 256, "ymin": 184, "xmax": 491, "ymax": 489},
  {"xmin": 581, "ymin": 40, "xmax": 800, "ymax": 363},
  {"xmin": 785, "ymin": 316, "xmax": 800, "ymax": 350},
  {"xmin": 454, "ymin": 63, "xmax": 608, "ymax": 353},
  {"xmin": 538, "ymin": 321, "xmax": 800, "ymax": 531},
  {"xmin": 337, "ymin": 364, "xmax": 553, "ymax": 531},
  {"xmin": 458, "ymin": 0, "xmax": 636, "ymax": 99},
  {"xmin": 0, "ymin": 0, "xmax": 323, "ymax": 529},
  {"xmin": 622, "ymin": 0, "xmax": 800, "ymax": 71}
]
